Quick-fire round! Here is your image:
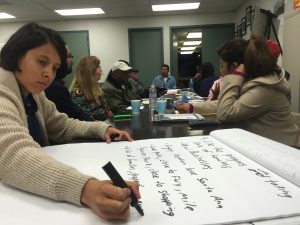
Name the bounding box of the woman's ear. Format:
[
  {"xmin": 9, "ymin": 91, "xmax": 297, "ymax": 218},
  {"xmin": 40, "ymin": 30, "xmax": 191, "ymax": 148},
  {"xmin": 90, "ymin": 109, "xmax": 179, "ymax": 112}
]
[{"xmin": 229, "ymin": 62, "xmax": 239, "ymax": 72}]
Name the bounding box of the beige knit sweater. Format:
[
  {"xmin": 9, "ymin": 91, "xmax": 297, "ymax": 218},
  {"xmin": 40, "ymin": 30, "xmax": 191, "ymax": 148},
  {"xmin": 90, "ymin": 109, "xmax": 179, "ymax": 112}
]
[{"xmin": 0, "ymin": 68, "xmax": 111, "ymax": 205}]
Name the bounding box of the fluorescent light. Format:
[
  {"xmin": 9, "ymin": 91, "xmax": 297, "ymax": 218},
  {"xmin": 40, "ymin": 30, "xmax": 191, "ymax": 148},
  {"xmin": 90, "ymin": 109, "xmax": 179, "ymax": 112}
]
[
  {"xmin": 152, "ymin": 2, "xmax": 200, "ymax": 11},
  {"xmin": 0, "ymin": 13, "xmax": 15, "ymax": 19},
  {"xmin": 181, "ymin": 46, "xmax": 196, "ymax": 51},
  {"xmin": 55, "ymin": 8, "xmax": 105, "ymax": 16},
  {"xmin": 187, "ymin": 32, "xmax": 202, "ymax": 38},
  {"xmin": 183, "ymin": 41, "xmax": 202, "ymax": 46},
  {"xmin": 180, "ymin": 51, "xmax": 194, "ymax": 54}
]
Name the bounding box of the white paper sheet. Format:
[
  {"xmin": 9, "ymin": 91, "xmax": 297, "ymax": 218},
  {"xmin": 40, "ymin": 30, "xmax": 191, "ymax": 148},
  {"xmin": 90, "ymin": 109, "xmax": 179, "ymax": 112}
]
[
  {"xmin": 1, "ymin": 133, "xmax": 300, "ymax": 225},
  {"xmin": 126, "ymin": 105, "xmax": 145, "ymax": 110},
  {"xmin": 210, "ymin": 128, "xmax": 300, "ymax": 187}
]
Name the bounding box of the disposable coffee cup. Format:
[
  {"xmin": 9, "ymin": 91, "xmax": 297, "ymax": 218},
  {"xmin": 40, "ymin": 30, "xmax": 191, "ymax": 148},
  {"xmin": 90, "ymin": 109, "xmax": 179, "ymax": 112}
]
[
  {"xmin": 156, "ymin": 99, "xmax": 167, "ymax": 114},
  {"xmin": 131, "ymin": 100, "xmax": 141, "ymax": 114}
]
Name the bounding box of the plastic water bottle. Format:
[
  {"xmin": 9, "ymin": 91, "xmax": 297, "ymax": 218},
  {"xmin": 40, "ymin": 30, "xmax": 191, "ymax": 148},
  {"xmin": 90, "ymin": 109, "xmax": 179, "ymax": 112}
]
[
  {"xmin": 149, "ymin": 85, "xmax": 157, "ymax": 110},
  {"xmin": 188, "ymin": 79, "xmax": 194, "ymax": 92}
]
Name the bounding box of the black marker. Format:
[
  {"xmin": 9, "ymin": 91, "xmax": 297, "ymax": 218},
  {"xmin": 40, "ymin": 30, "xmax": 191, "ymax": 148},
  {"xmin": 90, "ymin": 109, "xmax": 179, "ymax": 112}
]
[{"xmin": 102, "ymin": 161, "xmax": 144, "ymax": 216}]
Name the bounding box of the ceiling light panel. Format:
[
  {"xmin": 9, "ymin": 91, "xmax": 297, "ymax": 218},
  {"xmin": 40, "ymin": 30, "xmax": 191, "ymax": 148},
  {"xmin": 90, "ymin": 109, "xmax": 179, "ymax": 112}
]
[
  {"xmin": 55, "ymin": 8, "xmax": 105, "ymax": 16},
  {"xmin": 152, "ymin": 2, "xmax": 200, "ymax": 11},
  {"xmin": 183, "ymin": 41, "xmax": 202, "ymax": 46},
  {"xmin": 187, "ymin": 32, "xmax": 202, "ymax": 38},
  {"xmin": 180, "ymin": 51, "xmax": 194, "ymax": 54},
  {"xmin": 181, "ymin": 46, "xmax": 196, "ymax": 51},
  {"xmin": 0, "ymin": 12, "xmax": 15, "ymax": 19}
]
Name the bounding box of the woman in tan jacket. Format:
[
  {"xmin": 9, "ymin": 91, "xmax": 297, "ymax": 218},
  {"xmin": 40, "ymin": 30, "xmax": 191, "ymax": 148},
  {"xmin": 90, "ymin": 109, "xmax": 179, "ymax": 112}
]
[
  {"xmin": 177, "ymin": 34, "xmax": 300, "ymax": 146},
  {"xmin": 0, "ymin": 22, "xmax": 140, "ymax": 221}
]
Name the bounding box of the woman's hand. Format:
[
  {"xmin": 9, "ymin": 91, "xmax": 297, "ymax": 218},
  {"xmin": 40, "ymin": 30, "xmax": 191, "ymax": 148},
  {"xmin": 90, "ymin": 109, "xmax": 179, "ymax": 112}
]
[
  {"xmin": 104, "ymin": 127, "xmax": 133, "ymax": 143},
  {"xmin": 81, "ymin": 179, "xmax": 141, "ymax": 220},
  {"xmin": 211, "ymin": 82, "xmax": 220, "ymax": 101},
  {"xmin": 194, "ymin": 72, "xmax": 201, "ymax": 80},
  {"xmin": 176, "ymin": 103, "xmax": 191, "ymax": 113}
]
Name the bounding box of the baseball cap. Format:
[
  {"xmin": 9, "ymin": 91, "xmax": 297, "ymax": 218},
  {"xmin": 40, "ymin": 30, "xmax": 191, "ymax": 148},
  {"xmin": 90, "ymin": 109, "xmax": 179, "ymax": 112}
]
[
  {"xmin": 267, "ymin": 39, "xmax": 281, "ymax": 59},
  {"xmin": 112, "ymin": 61, "xmax": 132, "ymax": 72}
]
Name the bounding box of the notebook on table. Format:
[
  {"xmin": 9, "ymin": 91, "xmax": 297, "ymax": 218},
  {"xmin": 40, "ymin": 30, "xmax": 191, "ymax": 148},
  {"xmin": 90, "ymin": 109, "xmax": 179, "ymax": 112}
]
[{"xmin": 153, "ymin": 113, "xmax": 204, "ymax": 122}]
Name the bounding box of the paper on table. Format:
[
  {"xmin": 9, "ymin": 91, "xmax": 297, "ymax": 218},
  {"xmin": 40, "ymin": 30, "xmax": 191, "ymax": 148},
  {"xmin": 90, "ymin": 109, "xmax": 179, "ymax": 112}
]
[
  {"xmin": 188, "ymin": 99, "xmax": 205, "ymax": 103},
  {"xmin": 142, "ymin": 99, "xmax": 149, "ymax": 105},
  {"xmin": 166, "ymin": 89, "xmax": 181, "ymax": 94},
  {"xmin": 126, "ymin": 105, "xmax": 144, "ymax": 110},
  {"xmin": 1, "ymin": 132, "xmax": 300, "ymax": 225},
  {"xmin": 210, "ymin": 128, "xmax": 300, "ymax": 187}
]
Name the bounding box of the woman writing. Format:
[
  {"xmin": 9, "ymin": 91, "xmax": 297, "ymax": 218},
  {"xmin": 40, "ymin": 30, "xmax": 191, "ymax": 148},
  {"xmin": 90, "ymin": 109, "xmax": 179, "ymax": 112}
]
[{"xmin": 0, "ymin": 22, "xmax": 140, "ymax": 220}]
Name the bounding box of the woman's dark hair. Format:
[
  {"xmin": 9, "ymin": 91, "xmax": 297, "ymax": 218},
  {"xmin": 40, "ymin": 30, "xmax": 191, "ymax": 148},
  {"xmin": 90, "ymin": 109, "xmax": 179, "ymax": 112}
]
[
  {"xmin": 0, "ymin": 22, "xmax": 67, "ymax": 76},
  {"xmin": 244, "ymin": 33, "xmax": 276, "ymax": 78},
  {"xmin": 199, "ymin": 62, "xmax": 215, "ymax": 78},
  {"xmin": 217, "ymin": 38, "xmax": 248, "ymax": 71}
]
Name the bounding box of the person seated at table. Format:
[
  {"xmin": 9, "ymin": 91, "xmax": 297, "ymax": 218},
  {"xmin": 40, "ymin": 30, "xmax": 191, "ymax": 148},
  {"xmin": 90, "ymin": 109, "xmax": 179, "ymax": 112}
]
[
  {"xmin": 69, "ymin": 56, "xmax": 113, "ymax": 121},
  {"xmin": 152, "ymin": 64, "xmax": 176, "ymax": 89},
  {"xmin": 178, "ymin": 38, "xmax": 247, "ymax": 112},
  {"xmin": 45, "ymin": 43, "xmax": 94, "ymax": 121},
  {"xmin": 0, "ymin": 22, "xmax": 140, "ymax": 221},
  {"xmin": 206, "ymin": 50, "xmax": 240, "ymax": 101},
  {"xmin": 128, "ymin": 68, "xmax": 145, "ymax": 97},
  {"xmin": 102, "ymin": 61, "xmax": 140, "ymax": 113},
  {"xmin": 177, "ymin": 34, "xmax": 300, "ymax": 146},
  {"xmin": 193, "ymin": 62, "xmax": 218, "ymax": 97}
]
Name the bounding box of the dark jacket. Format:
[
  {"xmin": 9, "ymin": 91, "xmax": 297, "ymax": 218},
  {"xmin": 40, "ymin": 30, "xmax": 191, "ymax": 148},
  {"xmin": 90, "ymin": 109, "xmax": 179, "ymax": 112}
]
[
  {"xmin": 102, "ymin": 72, "xmax": 140, "ymax": 114},
  {"xmin": 45, "ymin": 80, "xmax": 94, "ymax": 121},
  {"xmin": 194, "ymin": 75, "xmax": 218, "ymax": 97}
]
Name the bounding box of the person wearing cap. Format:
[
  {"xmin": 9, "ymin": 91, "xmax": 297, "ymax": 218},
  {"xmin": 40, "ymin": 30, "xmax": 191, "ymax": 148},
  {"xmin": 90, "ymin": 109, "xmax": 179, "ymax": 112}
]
[
  {"xmin": 128, "ymin": 68, "xmax": 145, "ymax": 97},
  {"xmin": 102, "ymin": 61, "xmax": 140, "ymax": 113},
  {"xmin": 152, "ymin": 64, "xmax": 176, "ymax": 89}
]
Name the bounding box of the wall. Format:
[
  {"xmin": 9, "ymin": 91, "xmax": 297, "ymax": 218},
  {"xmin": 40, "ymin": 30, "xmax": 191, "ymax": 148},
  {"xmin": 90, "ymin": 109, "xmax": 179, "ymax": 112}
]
[
  {"xmin": 234, "ymin": 0, "xmax": 284, "ymax": 65},
  {"xmin": 0, "ymin": 12, "xmax": 234, "ymax": 82},
  {"xmin": 202, "ymin": 25, "xmax": 234, "ymax": 72},
  {"xmin": 235, "ymin": 0, "xmax": 300, "ymax": 111},
  {"xmin": 283, "ymin": 2, "xmax": 300, "ymax": 112}
]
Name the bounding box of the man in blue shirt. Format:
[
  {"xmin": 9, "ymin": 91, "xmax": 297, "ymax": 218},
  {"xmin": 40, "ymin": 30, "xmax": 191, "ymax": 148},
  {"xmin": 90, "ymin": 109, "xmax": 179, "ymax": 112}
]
[{"xmin": 152, "ymin": 64, "xmax": 176, "ymax": 89}]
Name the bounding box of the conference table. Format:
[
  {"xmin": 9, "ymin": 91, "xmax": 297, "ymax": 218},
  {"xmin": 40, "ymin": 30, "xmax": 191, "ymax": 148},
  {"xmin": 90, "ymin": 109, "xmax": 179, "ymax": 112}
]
[
  {"xmin": 107, "ymin": 107, "xmax": 233, "ymax": 141},
  {"xmin": 3, "ymin": 101, "xmax": 300, "ymax": 225}
]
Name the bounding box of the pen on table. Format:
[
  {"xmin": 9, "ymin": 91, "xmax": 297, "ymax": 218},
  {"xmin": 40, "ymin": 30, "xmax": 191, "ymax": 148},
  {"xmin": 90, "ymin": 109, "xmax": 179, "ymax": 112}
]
[
  {"xmin": 113, "ymin": 114, "xmax": 133, "ymax": 120},
  {"xmin": 102, "ymin": 161, "xmax": 144, "ymax": 216}
]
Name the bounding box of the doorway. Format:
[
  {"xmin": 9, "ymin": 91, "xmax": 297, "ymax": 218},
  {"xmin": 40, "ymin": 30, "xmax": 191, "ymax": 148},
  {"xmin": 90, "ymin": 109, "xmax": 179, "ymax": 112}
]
[
  {"xmin": 171, "ymin": 27, "xmax": 202, "ymax": 88},
  {"xmin": 170, "ymin": 24, "xmax": 235, "ymax": 88}
]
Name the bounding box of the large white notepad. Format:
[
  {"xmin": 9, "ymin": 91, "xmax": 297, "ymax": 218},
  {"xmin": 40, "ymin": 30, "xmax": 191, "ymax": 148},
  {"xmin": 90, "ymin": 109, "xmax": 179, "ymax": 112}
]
[{"xmin": 1, "ymin": 129, "xmax": 300, "ymax": 225}]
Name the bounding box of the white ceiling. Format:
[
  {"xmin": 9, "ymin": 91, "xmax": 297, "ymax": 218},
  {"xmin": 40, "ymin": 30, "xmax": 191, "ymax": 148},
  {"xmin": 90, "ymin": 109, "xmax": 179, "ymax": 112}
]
[{"xmin": 0, "ymin": 0, "xmax": 247, "ymax": 23}]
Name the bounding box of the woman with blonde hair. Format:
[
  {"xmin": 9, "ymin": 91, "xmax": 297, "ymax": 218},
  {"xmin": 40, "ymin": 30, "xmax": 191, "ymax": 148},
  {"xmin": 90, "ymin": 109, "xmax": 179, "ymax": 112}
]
[{"xmin": 70, "ymin": 56, "xmax": 112, "ymax": 121}]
